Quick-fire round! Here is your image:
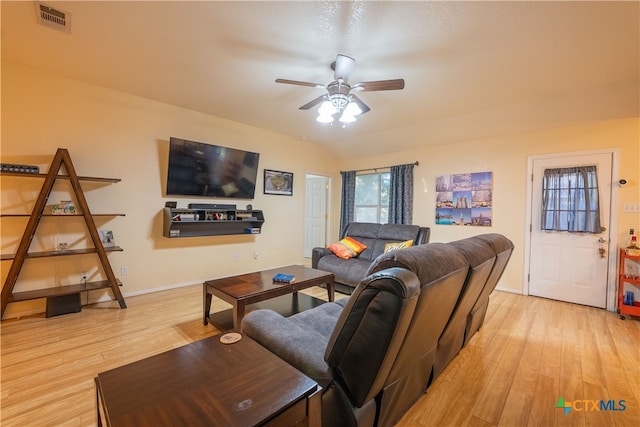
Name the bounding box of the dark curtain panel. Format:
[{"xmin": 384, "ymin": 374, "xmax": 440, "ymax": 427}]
[
  {"xmin": 340, "ymin": 170, "xmax": 356, "ymax": 235},
  {"xmin": 388, "ymin": 163, "xmax": 414, "ymax": 224},
  {"xmin": 541, "ymin": 165, "xmax": 601, "ymax": 233}
]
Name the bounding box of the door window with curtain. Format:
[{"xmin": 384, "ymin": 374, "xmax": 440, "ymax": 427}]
[
  {"xmin": 355, "ymin": 171, "xmax": 389, "ymax": 223},
  {"xmin": 541, "ymin": 165, "xmax": 601, "ymax": 233}
]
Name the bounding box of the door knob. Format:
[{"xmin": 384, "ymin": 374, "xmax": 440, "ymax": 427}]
[{"xmin": 597, "ymin": 237, "xmax": 607, "ymax": 258}]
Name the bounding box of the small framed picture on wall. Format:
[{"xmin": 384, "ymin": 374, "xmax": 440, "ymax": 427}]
[{"xmin": 264, "ymin": 169, "xmax": 293, "ymax": 196}]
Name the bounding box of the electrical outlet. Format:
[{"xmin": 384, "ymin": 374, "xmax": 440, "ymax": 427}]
[
  {"xmin": 623, "ymin": 202, "xmax": 640, "ymax": 213},
  {"xmin": 254, "ymin": 251, "xmax": 259, "ymax": 260},
  {"xmin": 121, "ymin": 266, "xmax": 128, "ymax": 276},
  {"xmin": 233, "ymin": 254, "xmax": 239, "ymax": 261}
]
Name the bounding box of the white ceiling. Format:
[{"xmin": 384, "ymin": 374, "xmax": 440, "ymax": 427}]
[{"xmin": 2, "ymin": 1, "xmax": 638, "ymax": 159}]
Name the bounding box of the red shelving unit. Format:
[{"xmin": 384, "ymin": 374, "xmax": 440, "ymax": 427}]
[{"xmin": 617, "ymin": 248, "xmax": 640, "ymax": 320}]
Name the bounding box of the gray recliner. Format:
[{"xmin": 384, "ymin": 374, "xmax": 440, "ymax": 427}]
[
  {"xmin": 463, "ymin": 234, "xmax": 514, "ymax": 346},
  {"xmin": 242, "ymin": 234, "xmax": 514, "ymax": 426},
  {"xmin": 364, "ymin": 243, "xmax": 469, "ymax": 426},
  {"xmin": 242, "ymin": 268, "xmax": 421, "ymax": 426},
  {"xmin": 433, "ymin": 235, "xmax": 497, "ymax": 378}
]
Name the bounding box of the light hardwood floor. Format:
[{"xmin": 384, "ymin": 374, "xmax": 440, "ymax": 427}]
[{"xmin": 1, "ymin": 286, "xmax": 638, "ymax": 426}]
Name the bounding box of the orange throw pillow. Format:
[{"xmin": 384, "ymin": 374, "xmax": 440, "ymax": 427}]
[{"xmin": 328, "ymin": 236, "xmax": 367, "ymax": 259}]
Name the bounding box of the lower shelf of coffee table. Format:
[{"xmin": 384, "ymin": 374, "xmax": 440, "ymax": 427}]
[{"xmin": 208, "ymin": 292, "xmax": 326, "ymax": 331}]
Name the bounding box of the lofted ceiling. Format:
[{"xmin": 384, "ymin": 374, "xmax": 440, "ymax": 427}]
[{"xmin": 2, "ymin": 1, "xmax": 638, "ymax": 159}]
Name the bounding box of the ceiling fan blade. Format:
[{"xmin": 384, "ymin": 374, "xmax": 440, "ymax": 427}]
[
  {"xmin": 350, "ymin": 95, "xmax": 371, "ymax": 114},
  {"xmin": 352, "ymin": 79, "xmax": 405, "ymax": 92},
  {"xmin": 334, "ymin": 54, "xmax": 355, "ymax": 82},
  {"xmin": 276, "ymin": 78, "xmax": 325, "ymax": 89},
  {"xmin": 299, "ymin": 95, "xmax": 325, "ymax": 110}
]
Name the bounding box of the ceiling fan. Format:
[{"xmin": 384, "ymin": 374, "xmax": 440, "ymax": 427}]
[{"xmin": 276, "ymin": 54, "xmax": 405, "ymax": 125}]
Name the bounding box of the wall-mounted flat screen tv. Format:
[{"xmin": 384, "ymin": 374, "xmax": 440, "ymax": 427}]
[{"xmin": 166, "ymin": 137, "xmax": 260, "ymax": 199}]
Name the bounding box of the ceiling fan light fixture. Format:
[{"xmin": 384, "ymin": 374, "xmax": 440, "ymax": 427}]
[
  {"xmin": 339, "ymin": 112, "xmax": 357, "ymax": 124},
  {"xmin": 316, "ymin": 113, "xmax": 334, "ymax": 123},
  {"xmin": 330, "ymin": 93, "xmax": 349, "ymax": 111},
  {"xmin": 318, "ymin": 99, "xmax": 338, "ymax": 116},
  {"xmin": 277, "ymin": 54, "xmax": 405, "ymax": 127},
  {"xmin": 344, "ymin": 101, "xmax": 362, "ymax": 116},
  {"xmin": 340, "ymin": 114, "xmax": 356, "ymax": 127}
]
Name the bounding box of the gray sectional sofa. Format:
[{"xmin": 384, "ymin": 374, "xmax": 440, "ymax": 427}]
[
  {"xmin": 312, "ymin": 222, "xmax": 431, "ymax": 294},
  {"xmin": 242, "ymin": 234, "xmax": 514, "ymax": 427}
]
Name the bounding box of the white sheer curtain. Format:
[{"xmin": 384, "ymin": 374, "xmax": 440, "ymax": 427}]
[{"xmin": 541, "ymin": 166, "xmax": 601, "ymax": 233}]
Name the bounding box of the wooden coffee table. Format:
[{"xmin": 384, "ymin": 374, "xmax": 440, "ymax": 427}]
[
  {"xmin": 203, "ymin": 265, "xmax": 334, "ymax": 331},
  {"xmin": 95, "ymin": 333, "xmax": 320, "ymax": 426}
]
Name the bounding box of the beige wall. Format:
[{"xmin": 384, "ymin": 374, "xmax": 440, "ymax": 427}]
[
  {"xmin": 1, "ymin": 62, "xmax": 340, "ymax": 318},
  {"xmin": 337, "ymin": 118, "xmax": 640, "ymax": 293},
  {"xmin": 2, "ymin": 62, "xmax": 638, "ymax": 318}
]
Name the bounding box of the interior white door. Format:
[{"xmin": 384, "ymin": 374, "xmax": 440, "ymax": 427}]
[
  {"xmin": 304, "ymin": 176, "xmax": 328, "ymax": 258},
  {"xmin": 529, "ymin": 152, "xmax": 612, "ymax": 308}
]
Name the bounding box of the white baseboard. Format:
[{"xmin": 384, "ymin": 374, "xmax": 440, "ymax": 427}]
[
  {"xmin": 2, "ymin": 283, "xmax": 526, "ymax": 319},
  {"xmin": 494, "ymin": 286, "xmax": 524, "ymax": 295},
  {"xmin": 3, "ymin": 281, "xmax": 203, "ymax": 320},
  {"xmin": 3, "ymin": 307, "xmax": 44, "ymax": 319},
  {"xmin": 122, "ymin": 280, "xmax": 202, "ymax": 298},
  {"xmin": 87, "ymin": 279, "xmax": 202, "ymax": 303}
]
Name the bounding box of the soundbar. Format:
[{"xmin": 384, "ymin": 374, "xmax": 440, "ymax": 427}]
[{"xmin": 187, "ymin": 203, "xmax": 237, "ymax": 210}]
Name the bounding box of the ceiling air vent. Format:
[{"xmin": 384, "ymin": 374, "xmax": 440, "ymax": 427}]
[{"xmin": 35, "ymin": 2, "xmax": 71, "ymax": 34}]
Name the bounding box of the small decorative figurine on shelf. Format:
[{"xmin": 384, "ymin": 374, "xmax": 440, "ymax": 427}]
[
  {"xmin": 52, "ymin": 200, "xmax": 76, "ymax": 215},
  {"xmin": 626, "ymin": 228, "xmax": 639, "ymax": 256}
]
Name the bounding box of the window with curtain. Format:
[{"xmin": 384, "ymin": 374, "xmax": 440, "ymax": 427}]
[
  {"xmin": 541, "ymin": 165, "xmax": 601, "ymax": 233},
  {"xmin": 354, "ymin": 171, "xmax": 390, "ymax": 223},
  {"xmin": 342, "ymin": 163, "xmax": 414, "ymax": 227}
]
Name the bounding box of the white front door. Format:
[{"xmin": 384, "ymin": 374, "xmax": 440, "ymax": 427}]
[
  {"xmin": 304, "ymin": 175, "xmax": 328, "ymax": 258},
  {"xmin": 528, "ymin": 152, "xmax": 613, "ymax": 308}
]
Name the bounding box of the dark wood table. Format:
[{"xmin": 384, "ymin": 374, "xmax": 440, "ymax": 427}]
[
  {"xmin": 203, "ymin": 265, "xmax": 334, "ymax": 331},
  {"xmin": 95, "ymin": 333, "xmax": 320, "ymax": 427}
]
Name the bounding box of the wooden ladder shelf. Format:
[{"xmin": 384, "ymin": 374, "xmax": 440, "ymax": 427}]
[{"xmin": 1, "ymin": 148, "xmax": 126, "ymax": 318}]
